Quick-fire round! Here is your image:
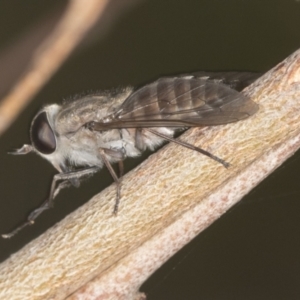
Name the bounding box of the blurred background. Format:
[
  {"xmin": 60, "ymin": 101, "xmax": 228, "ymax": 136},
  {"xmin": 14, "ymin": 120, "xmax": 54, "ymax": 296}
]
[{"xmin": 0, "ymin": 0, "xmax": 300, "ymax": 299}]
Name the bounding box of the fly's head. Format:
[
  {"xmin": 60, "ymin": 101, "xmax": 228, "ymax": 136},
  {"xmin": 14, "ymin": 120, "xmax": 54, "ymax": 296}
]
[
  {"xmin": 10, "ymin": 104, "xmax": 67, "ymax": 172},
  {"xmin": 11, "ymin": 102, "xmax": 120, "ymax": 172}
]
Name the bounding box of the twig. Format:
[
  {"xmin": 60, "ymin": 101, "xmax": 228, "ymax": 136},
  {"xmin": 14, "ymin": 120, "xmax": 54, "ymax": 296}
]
[
  {"xmin": 0, "ymin": 0, "xmax": 109, "ymax": 136},
  {"xmin": 0, "ymin": 50, "xmax": 300, "ymax": 300}
]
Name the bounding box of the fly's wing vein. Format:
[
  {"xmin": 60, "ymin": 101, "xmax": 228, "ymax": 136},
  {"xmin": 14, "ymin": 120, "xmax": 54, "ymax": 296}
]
[{"xmin": 105, "ymin": 76, "xmax": 258, "ymax": 128}]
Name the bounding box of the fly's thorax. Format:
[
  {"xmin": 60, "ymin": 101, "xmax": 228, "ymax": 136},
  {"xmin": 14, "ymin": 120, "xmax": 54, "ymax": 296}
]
[
  {"xmin": 55, "ymin": 87, "xmax": 134, "ymax": 136},
  {"xmin": 56, "ymin": 126, "xmax": 104, "ymax": 168},
  {"xmin": 54, "ymin": 127, "xmax": 129, "ymax": 168}
]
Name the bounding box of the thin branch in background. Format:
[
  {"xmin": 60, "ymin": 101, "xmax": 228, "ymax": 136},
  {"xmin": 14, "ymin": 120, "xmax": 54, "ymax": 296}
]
[
  {"xmin": 0, "ymin": 3, "xmax": 67, "ymax": 99},
  {"xmin": 0, "ymin": 0, "xmax": 110, "ymax": 136},
  {"xmin": 0, "ymin": 48, "xmax": 299, "ymax": 300}
]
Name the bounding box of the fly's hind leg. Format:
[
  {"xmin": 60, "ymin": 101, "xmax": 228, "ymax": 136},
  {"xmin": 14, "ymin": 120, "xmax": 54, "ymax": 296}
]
[{"xmin": 145, "ymin": 128, "xmax": 230, "ymax": 168}]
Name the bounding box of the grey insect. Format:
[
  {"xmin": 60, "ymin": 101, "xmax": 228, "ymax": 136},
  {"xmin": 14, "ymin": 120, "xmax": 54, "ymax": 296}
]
[{"xmin": 2, "ymin": 72, "xmax": 259, "ymax": 238}]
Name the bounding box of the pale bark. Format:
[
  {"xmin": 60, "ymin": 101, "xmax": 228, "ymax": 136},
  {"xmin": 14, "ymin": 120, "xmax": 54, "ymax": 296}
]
[{"xmin": 0, "ymin": 48, "xmax": 300, "ymax": 299}]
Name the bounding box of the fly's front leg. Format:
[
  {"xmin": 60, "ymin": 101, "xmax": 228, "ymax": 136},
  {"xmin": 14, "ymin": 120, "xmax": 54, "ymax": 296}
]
[
  {"xmin": 30, "ymin": 166, "xmax": 99, "ymax": 220},
  {"xmin": 2, "ymin": 167, "xmax": 99, "ymax": 238},
  {"xmin": 26, "ymin": 180, "xmax": 71, "ymax": 222}
]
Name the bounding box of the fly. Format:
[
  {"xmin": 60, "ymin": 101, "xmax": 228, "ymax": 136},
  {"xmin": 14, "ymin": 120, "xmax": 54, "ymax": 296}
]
[{"xmin": 2, "ymin": 72, "xmax": 259, "ymax": 238}]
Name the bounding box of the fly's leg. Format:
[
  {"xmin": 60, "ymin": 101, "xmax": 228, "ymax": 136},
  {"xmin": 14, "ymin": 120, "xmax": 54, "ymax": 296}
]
[
  {"xmin": 118, "ymin": 129, "xmax": 125, "ymax": 178},
  {"xmin": 146, "ymin": 128, "xmax": 230, "ymax": 168},
  {"xmin": 118, "ymin": 161, "xmax": 124, "ymax": 178},
  {"xmin": 99, "ymin": 149, "xmax": 123, "ymax": 214},
  {"xmin": 2, "ymin": 167, "xmax": 99, "ymax": 238},
  {"xmin": 30, "ymin": 167, "xmax": 99, "ymax": 219},
  {"xmin": 2, "ymin": 180, "xmax": 70, "ymax": 239},
  {"xmin": 100, "ymin": 146, "xmax": 126, "ymax": 214}
]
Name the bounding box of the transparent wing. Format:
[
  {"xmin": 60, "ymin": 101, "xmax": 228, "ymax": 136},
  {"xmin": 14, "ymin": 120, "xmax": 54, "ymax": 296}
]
[
  {"xmin": 189, "ymin": 71, "xmax": 261, "ymax": 91},
  {"xmin": 100, "ymin": 75, "xmax": 258, "ymax": 129}
]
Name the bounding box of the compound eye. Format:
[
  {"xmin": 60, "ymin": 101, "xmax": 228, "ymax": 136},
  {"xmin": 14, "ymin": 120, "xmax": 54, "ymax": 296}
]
[{"xmin": 31, "ymin": 112, "xmax": 56, "ymax": 154}]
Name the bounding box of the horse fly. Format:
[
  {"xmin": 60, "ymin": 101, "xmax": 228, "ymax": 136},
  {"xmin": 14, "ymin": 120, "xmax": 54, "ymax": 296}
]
[{"xmin": 2, "ymin": 72, "xmax": 259, "ymax": 238}]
